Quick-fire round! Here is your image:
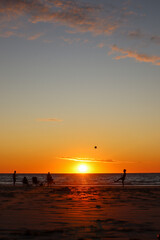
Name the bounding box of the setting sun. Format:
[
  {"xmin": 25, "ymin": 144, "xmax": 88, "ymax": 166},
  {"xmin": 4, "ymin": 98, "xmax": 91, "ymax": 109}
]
[{"xmin": 78, "ymin": 164, "xmax": 88, "ymax": 173}]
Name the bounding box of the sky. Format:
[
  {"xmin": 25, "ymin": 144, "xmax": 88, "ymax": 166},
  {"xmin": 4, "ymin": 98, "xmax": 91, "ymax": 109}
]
[{"xmin": 0, "ymin": 0, "xmax": 160, "ymax": 173}]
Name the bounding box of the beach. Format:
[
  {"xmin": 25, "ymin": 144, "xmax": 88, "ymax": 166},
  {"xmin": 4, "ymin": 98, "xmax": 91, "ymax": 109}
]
[{"xmin": 0, "ymin": 185, "xmax": 160, "ymax": 240}]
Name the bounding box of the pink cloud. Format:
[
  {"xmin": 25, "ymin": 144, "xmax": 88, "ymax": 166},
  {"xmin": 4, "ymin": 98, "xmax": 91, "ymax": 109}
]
[
  {"xmin": 61, "ymin": 37, "xmax": 82, "ymax": 44},
  {"xmin": 28, "ymin": 1, "xmax": 118, "ymax": 35},
  {"xmin": 109, "ymin": 44, "xmax": 160, "ymax": 66},
  {"xmin": 27, "ymin": 32, "xmax": 44, "ymax": 40},
  {"xmin": 0, "ymin": 0, "xmax": 129, "ymax": 37}
]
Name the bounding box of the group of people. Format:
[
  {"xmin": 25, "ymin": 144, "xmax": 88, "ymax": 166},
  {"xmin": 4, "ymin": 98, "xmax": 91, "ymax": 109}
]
[{"xmin": 12, "ymin": 171, "xmax": 55, "ymax": 186}]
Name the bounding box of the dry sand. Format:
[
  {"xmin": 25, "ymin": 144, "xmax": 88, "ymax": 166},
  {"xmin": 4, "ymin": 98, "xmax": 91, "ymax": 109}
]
[{"xmin": 0, "ymin": 185, "xmax": 160, "ymax": 240}]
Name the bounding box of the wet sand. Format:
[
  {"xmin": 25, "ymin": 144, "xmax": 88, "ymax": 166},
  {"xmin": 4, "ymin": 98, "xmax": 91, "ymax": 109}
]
[{"xmin": 0, "ymin": 185, "xmax": 160, "ymax": 240}]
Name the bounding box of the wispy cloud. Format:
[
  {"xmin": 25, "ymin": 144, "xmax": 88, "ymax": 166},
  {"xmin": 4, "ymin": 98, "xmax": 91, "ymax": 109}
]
[
  {"xmin": 1, "ymin": 0, "xmax": 158, "ymax": 67},
  {"xmin": 109, "ymin": 44, "xmax": 160, "ymax": 66},
  {"xmin": 36, "ymin": 118, "xmax": 63, "ymax": 122},
  {"xmin": 128, "ymin": 30, "xmax": 160, "ymax": 45},
  {"xmin": 27, "ymin": 32, "xmax": 44, "ymax": 40},
  {"xmin": 65, "ymin": 29, "xmax": 78, "ymax": 34},
  {"xmin": 0, "ymin": 0, "xmax": 134, "ymax": 38},
  {"xmin": 150, "ymin": 35, "xmax": 160, "ymax": 45},
  {"xmin": 61, "ymin": 36, "xmax": 89, "ymax": 45},
  {"xmin": 0, "ymin": 31, "xmax": 15, "ymax": 38},
  {"xmin": 97, "ymin": 42, "xmax": 105, "ymax": 48},
  {"xmin": 61, "ymin": 37, "xmax": 81, "ymax": 44},
  {"xmin": 36, "ymin": 0, "xmax": 119, "ymax": 35},
  {"xmin": 128, "ymin": 29, "xmax": 145, "ymax": 38},
  {"xmin": 0, "ymin": 30, "xmax": 25, "ymax": 38},
  {"xmin": 59, "ymin": 157, "xmax": 114, "ymax": 163}
]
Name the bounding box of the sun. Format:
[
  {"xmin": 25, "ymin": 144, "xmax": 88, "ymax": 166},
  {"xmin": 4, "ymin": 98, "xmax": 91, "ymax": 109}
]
[{"xmin": 78, "ymin": 164, "xmax": 88, "ymax": 173}]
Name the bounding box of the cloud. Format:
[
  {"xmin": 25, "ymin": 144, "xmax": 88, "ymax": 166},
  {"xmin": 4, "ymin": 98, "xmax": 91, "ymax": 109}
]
[
  {"xmin": 97, "ymin": 42, "xmax": 105, "ymax": 48},
  {"xmin": 61, "ymin": 37, "xmax": 81, "ymax": 44},
  {"xmin": 61, "ymin": 37, "xmax": 89, "ymax": 44},
  {"xmin": 150, "ymin": 35, "xmax": 160, "ymax": 45},
  {"xmin": 59, "ymin": 157, "xmax": 114, "ymax": 163},
  {"xmin": 0, "ymin": 29, "xmax": 25, "ymax": 38},
  {"xmin": 36, "ymin": 118, "xmax": 63, "ymax": 122},
  {"xmin": 65, "ymin": 29, "xmax": 78, "ymax": 34},
  {"xmin": 128, "ymin": 29, "xmax": 145, "ymax": 38},
  {"xmin": 2, "ymin": 0, "xmax": 156, "ymax": 68},
  {"xmin": 128, "ymin": 30, "xmax": 160, "ymax": 45},
  {"xmin": 27, "ymin": 32, "xmax": 44, "ymax": 40},
  {"xmin": 109, "ymin": 44, "xmax": 160, "ymax": 66},
  {"xmin": 0, "ymin": 0, "xmax": 134, "ymax": 38},
  {"xmin": 0, "ymin": 31, "xmax": 15, "ymax": 38}
]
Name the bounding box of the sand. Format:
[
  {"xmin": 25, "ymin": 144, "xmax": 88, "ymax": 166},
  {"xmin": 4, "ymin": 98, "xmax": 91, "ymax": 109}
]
[{"xmin": 0, "ymin": 185, "xmax": 160, "ymax": 240}]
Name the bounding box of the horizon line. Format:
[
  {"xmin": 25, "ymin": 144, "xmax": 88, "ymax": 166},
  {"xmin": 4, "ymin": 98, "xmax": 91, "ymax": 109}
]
[{"xmin": 0, "ymin": 172, "xmax": 160, "ymax": 174}]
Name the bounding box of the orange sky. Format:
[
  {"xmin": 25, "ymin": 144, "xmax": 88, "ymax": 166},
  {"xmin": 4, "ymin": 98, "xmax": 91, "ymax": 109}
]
[{"xmin": 0, "ymin": 0, "xmax": 160, "ymax": 173}]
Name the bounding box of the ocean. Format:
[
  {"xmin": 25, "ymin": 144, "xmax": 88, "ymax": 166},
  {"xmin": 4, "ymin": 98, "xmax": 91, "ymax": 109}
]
[{"xmin": 0, "ymin": 173, "xmax": 160, "ymax": 186}]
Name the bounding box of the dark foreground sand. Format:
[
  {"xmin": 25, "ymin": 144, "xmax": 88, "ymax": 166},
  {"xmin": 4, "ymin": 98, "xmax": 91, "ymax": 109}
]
[{"xmin": 0, "ymin": 185, "xmax": 160, "ymax": 240}]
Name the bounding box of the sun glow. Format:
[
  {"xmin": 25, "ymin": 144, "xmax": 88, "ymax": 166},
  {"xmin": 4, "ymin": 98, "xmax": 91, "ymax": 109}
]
[{"xmin": 78, "ymin": 164, "xmax": 88, "ymax": 173}]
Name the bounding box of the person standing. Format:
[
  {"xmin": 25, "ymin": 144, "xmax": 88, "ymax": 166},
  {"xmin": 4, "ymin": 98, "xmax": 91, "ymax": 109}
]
[
  {"xmin": 13, "ymin": 171, "xmax": 16, "ymax": 186},
  {"xmin": 114, "ymin": 169, "xmax": 127, "ymax": 187}
]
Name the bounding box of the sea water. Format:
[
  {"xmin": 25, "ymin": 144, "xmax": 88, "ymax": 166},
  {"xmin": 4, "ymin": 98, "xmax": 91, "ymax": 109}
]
[{"xmin": 0, "ymin": 173, "xmax": 160, "ymax": 186}]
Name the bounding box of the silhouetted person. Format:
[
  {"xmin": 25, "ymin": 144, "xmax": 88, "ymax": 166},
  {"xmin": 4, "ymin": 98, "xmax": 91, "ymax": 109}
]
[
  {"xmin": 22, "ymin": 177, "xmax": 29, "ymax": 186},
  {"xmin": 13, "ymin": 171, "xmax": 16, "ymax": 186},
  {"xmin": 32, "ymin": 176, "xmax": 39, "ymax": 186},
  {"xmin": 47, "ymin": 172, "xmax": 54, "ymax": 186},
  {"xmin": 114, "ymin": 169, "xmax": 127, "ymax": 187}
]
